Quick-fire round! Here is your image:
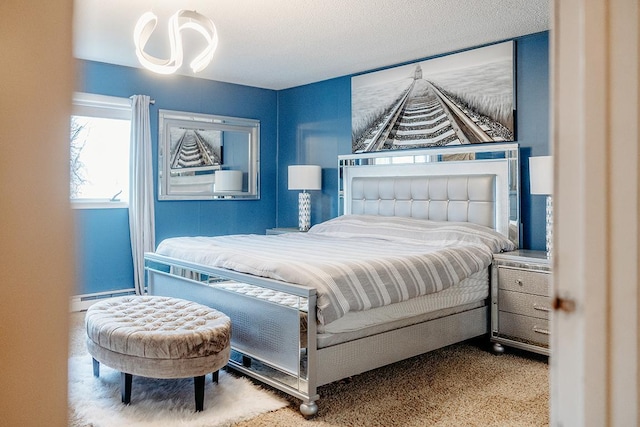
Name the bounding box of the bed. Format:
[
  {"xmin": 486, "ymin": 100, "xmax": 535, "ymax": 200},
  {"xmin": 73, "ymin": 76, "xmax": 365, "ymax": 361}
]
[{"xmin": 145, "ymin": 142, "xmax": 520, "ymax": 416}]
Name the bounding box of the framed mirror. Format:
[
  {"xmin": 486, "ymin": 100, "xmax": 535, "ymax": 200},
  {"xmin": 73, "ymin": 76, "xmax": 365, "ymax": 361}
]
[{"xmin": 158, "ymin": 110, "xmax": 260, "ymax": 200}]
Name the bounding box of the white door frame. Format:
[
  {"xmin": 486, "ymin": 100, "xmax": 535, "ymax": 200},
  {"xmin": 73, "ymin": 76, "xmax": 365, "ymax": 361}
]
[{"xmin": 551, "ymin": 0, "xmax": 639, "ymax": 425}]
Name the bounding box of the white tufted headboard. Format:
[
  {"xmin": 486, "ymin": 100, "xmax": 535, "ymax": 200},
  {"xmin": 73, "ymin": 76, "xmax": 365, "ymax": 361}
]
[
  {"xmin": 349, "ymin": 175, "xmax": 496, "ymax": 228},
  {"xmin": 339, "ymin": 143, "xmax": 520, "ymax": 245}
]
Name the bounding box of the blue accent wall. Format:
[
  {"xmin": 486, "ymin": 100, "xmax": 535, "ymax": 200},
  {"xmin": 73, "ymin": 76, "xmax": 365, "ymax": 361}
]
[
  {"xmin": 74, "ymin": 31, "xmax": 549, "ymax": 295},
  {"xmin": 73, "ymin": 208, "xmax": 133, "ymax": 295},
  {"xmin": 276, "ymin": 77, "xmax": 353, "ymax": 227},
  {"xmin": 74, "ymin": 61, "xmax": 278, "ymax": 294},
  {"xmin": 514, "ymin": 32, "xmax": 551, "ymax": 250},
  {"xmin": 276, "ymin": 32, "xmax": 550, "ymax": 250}
]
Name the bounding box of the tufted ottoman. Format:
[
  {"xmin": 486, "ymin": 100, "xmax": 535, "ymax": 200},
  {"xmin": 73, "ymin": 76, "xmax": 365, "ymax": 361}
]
[{"xmin": 85, "ymin": 295, "xmax": 231, "ymax": 412}]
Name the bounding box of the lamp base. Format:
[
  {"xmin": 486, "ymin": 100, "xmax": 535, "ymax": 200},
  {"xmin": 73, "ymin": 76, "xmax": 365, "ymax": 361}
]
[
  {"xmin": 298, "ymin": 192, "xmax": 311, "ymax": 232},
  {"xmin": 545, "ymin": 195, "xmax": 553, "ymax": 258}
]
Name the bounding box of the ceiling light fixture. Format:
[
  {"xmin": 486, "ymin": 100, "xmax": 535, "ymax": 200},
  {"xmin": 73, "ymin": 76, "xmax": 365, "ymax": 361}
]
[{"xmin": 133, "ymin": 10, "xmax": 218, "ymax": 75}]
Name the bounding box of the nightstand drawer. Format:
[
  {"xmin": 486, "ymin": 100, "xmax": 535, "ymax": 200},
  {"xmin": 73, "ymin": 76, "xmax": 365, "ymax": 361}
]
[
  {"xmin": 497, "ymin": 266, "xmax": 550, "ymax": 296},
  {"xmin": 498, "ymin": 311, "xmax": 550, "ymax": 347},
  {"xmin": 499, "ymin": 289, "xmax": 551, "ymax": 320}
]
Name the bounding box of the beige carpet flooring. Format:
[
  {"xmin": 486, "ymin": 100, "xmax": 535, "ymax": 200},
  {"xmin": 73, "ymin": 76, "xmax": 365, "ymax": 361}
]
[{"xmin": 69, "ymin": 311, "xmax": 549, "ymax": 426}]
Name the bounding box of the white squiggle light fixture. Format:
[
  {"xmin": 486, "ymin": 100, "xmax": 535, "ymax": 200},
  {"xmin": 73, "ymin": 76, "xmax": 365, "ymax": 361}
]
[{"xmin": 133, "ymin": 10, "xmax": 218, "ymax": 74}]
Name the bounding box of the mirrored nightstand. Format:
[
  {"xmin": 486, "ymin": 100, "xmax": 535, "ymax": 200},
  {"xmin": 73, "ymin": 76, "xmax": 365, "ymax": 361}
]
[{"xmin": 491, "ymin": 250, "xmax": 551, "ymax": 356}]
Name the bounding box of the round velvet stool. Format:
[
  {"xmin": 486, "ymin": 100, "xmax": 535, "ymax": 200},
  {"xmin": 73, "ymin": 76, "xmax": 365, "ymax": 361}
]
[{"xmin": 85, "ymin": 295, "xmax": 231, "ymax": 412}]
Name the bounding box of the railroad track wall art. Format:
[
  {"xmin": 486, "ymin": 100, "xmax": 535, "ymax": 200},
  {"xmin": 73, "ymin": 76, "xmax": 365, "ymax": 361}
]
[
  {"xmin": 158, "ymin": 109, "xmax": 261, "ymax": 200},
  {"xmin": 169, "ymin": 127, "xmax": 222, "ymax": 172},
  {"xmin": 352, "ymin": 41, "xmax": 514, "ymax": 153}
]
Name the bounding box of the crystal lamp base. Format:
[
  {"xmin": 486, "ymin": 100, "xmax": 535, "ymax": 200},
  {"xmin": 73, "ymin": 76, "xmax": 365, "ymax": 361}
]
[{"xmin": 298, "ymin": 192, "xmax": 311, "ymax": 231}]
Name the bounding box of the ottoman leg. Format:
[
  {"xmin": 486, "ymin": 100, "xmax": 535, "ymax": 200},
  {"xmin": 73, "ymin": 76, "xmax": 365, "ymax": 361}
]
[
  {"xmin": 194, "ymin": 375, "xmax": 205, "ymax": 412},
  {"xmin": 242, "ymin": 355, "xmax": 252, "ymax": 367},
  {"xmin": 121, "ymin": 373, "xmax": 132, "ymax": 404},
  {"xmin": 212, "ymin": 370, "xmax": 219, "ymax": 383},
  {"xmin": 92, "ymin": 358, "xmax": 100, "ymax": 377}
]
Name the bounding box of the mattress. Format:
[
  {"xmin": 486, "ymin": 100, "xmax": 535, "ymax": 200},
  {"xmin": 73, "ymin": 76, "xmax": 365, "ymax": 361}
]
[
  {"xmin": 208, "ymin": 269, "xmax": 488, "ymax": 349},
  {"xmin": 156, "ymin": 215, "xmax": 514, "ymax": 325},
  {"xmin": 316, "ymin": 269, "xmax": 488, "ymax": 348}
]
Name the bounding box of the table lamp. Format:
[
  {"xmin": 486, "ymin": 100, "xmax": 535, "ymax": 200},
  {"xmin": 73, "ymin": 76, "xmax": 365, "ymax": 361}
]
[
  {"xmin": 215, "ymin": 170, "xmax": 243, "ymax": 192},
  {"xmin": 288, "ymin": 165, "xmax": 322, "ymax": 231},
  {"xmin": 529, "ymin": 156, "xmax": 553, "ymax": 257}
]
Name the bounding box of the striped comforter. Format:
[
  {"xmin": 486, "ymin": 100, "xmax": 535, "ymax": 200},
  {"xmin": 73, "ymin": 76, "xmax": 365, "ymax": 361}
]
[{"xmin": 155, "ymin": 215, "xmax": 515, "ymax": 325}]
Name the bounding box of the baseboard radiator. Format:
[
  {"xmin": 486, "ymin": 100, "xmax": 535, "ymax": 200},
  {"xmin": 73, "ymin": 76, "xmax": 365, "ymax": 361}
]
[{"xmin": 69, "ymin": 288, "xmax": 137, "ymax": 312}]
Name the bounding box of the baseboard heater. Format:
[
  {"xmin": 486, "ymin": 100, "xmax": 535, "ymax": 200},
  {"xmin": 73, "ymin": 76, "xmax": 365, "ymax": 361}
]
[{"xmin": 69, "ymin": 288, "xmax": 137, "ymax": 312}]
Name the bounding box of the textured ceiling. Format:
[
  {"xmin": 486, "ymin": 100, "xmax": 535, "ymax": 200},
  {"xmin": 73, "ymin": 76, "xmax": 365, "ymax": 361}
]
[{"xmin": 73, "ymin": 0, "xmax": 549, "ymax": 90}]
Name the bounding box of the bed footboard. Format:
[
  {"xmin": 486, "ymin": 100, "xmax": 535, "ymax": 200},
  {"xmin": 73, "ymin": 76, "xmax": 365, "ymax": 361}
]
[
  {"xmin": 145, "ymin": 253, "xmax": 320, "ymax": 412},
  {"xmin": 145, "ymin": 253, "xmax": 488, "ymax": 418}
]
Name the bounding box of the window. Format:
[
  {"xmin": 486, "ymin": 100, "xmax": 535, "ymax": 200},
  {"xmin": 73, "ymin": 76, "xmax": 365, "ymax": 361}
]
[{"xmin": 70, "ymin": 92, "xmax": 131, "ymax": 208}]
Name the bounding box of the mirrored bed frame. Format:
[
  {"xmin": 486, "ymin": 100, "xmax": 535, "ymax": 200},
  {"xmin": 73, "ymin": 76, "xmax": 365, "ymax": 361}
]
[{"xmin": 145, "ymin": 142, "xmax": 520, "ymax": 416}]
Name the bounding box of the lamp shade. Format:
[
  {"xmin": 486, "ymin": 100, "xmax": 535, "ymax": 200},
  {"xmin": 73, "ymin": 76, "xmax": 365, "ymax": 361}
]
[
  {"xmin": 215, "ymin": 170, "xmax": 243, "ymax": 192},
  {"xmin": 529, "ymin": 156, "xmax": 553, "ymax": 195},
  {"xmin": 288, "ymin": 165, "xmax": 322, "ymax": 190}
]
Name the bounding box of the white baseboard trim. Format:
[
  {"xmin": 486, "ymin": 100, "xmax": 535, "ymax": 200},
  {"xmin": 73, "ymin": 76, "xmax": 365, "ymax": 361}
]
[{"xmin": 69, "ymin": 288, "xmax": 136, "ymax": 312}]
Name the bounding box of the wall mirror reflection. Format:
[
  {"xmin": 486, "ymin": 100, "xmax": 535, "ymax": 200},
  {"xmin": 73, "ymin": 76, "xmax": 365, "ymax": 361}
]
[{"xmin": 158, "ymin": 110, "xmax": 260, "ymax": 200}]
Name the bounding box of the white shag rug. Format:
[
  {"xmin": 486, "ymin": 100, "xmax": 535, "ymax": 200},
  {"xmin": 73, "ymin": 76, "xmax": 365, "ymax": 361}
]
[{"xmin": 68, "ymin": 356, "xmax": 288, "ymax": 427}]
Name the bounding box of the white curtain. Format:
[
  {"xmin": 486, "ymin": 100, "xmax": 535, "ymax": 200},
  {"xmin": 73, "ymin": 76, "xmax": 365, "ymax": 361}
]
[{"xmin": 129, "ymin": 95, "xmax": 155, "ymax": 295}]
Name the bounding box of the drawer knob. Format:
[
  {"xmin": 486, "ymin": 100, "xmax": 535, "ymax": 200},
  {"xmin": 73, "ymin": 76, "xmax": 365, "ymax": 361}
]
[{"xmin": 515, "ymin": 279, "xmax": 523, "ymax": 286}]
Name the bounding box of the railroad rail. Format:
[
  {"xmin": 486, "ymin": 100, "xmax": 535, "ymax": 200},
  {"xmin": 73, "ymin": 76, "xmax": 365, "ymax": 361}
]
[
  {"xmin": 170, "ymin": 130, "xmax": 217, "ymax": 170},
  {"xmin": 360, "ymin": 79, "xmax": 494, "ymax": 152}
]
